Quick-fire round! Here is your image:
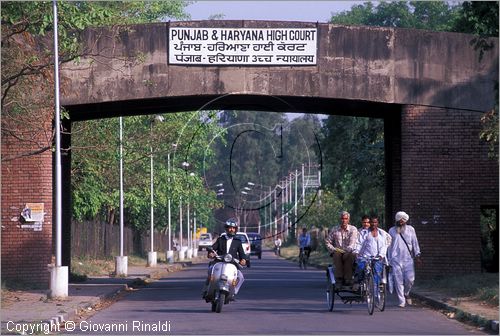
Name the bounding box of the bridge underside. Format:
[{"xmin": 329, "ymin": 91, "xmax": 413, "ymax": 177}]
[{"xmin": 68, "ymin": 94, "xmax": 399, "ymax": 121}]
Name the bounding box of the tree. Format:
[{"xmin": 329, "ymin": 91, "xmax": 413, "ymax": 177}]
[
  {"xmin": 71, "ymin": 111, "xmax": 223, "ymax": 233},
  {"xmin": 454, "ymin": 1, "xmax": 499, "ymax": 159},
  {"xmin": 1, "ymin": 1, "xmax": 190, "ymax": 161},
  {"xmin": 330, "ymin": 1, "xmax": 461, "ymax": 31},
  {"xmin": 320, "ymin": 115, "xmax": 385, "ymax": 224}
]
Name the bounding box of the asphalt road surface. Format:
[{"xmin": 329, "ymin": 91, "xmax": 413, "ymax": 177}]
[{"xmin": 69, "ymin": 250, "xmax": 484, "ymax": 335}]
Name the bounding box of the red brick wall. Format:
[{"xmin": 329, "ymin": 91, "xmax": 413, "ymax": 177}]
[
  {"xmin": 394, "ymin": 105, "xmax": 498, "ymax": 277},
  {"xmin": 1, "ymin": 117, "xmax": 53, "ymax": 287}
]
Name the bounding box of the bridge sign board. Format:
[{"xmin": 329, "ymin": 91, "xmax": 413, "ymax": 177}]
[{"xmin": 168, "ymin": 27, "xmax": 317, "ymax": 65}]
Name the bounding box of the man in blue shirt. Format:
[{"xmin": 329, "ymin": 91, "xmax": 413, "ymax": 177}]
[{"xmin": 298, "ymin": 227, "xmax": 312, "ymax": 259}]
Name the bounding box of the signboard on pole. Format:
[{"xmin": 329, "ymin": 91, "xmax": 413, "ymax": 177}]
[{"xmin": 168, "ymin": 27, "xmax": 317, "ymax": 66}]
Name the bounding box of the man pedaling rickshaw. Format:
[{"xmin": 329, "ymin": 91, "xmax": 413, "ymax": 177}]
[{"xmin": 325, "ymin": 211, "xmax": 358, "ymax": 287}]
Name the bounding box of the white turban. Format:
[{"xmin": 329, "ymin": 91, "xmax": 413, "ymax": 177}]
[{"xmin": 395, "ymin": 211, "xmax": 409, "ymax": 222}]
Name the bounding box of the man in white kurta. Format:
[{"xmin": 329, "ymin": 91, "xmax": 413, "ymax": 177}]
[{"xmin": 388, "ymin": 211, "xmax": 421, "ymax": 308}]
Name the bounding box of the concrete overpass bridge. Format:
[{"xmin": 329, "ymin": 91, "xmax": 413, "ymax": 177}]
[{"xmin": 2, "ymin": 20, "xmax": 498, "ymax": 285}]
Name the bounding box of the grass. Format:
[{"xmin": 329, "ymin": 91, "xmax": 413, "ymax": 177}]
[
  {"xmin": 279, "ymin": 244, "xmax": 332, "ymax": 267},
  {"xmin": 278, "ymin": 244, "xmax": 499, "ymax": 307},
  {"xmin": 71, "ymin": 255, "xmax": 148, "ymax": 278},
  {"xmin": 417, "ymin": 273, "xmax": 499, "ymax": 307},
  {"xmin": 1, "ymin": 278, "xmax": 45, "ymax": 291}
]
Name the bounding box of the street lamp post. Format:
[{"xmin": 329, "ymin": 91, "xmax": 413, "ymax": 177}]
[
  {"xmin": 193, "ymin": 211, "xmax": 198, "ymax": 257},
  {"xmin": 166, "ymin": 143, "xmax": 177, "ymax": 264},
  {"xmin": 246, "ymin": 182, "xmax": 273, "ymax": 235},
  {"xmin": 186, "ymin": 197, "xmax": 192, "ymax": 259},
  {"xmin": 115, "ymin": 117, "xmax": 128, "ymax": 276},
  {"xmin": 49, "ymin": 0, "xmax": 68, "ymax": 299},
  {"xmin": 178, "ymin": 196, "xmax": 184, "ymax": 260},
  {"xmin": 148, "ymin": 115, "xmax": 164, "ymax": 267},
  {"xmin": 182, "ymin": 161, "xmax": 194, "ymax": 259},
  {"xmin": 189, "ymin": 172, "xmax": 198, "ymax": 258}
]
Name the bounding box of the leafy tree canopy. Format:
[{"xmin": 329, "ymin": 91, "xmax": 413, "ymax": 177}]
[{"xmin": 330, "ymin": 1, "xmax": 461, "ymax": 31}]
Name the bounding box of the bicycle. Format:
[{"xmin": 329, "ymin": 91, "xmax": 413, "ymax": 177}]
[
  {"xmin": 298, "ymin": 247, "xmax": 309, "ymax": 269},
  {"xmin": 274, "ymin": 245, "xmax": 281, "ymax": 256},
  {"xmin": 360, "ymin": 256, "xmax": 387, "ymax": 314}
]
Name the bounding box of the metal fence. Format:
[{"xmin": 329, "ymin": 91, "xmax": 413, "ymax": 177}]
[{"xmin": 71, "ymin": 220, "xmax": 169, "ymax": 258}]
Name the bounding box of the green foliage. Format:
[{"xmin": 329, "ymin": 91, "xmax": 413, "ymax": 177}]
[
  {"xmin": 320, "ymin": 115, "xmax": 385, "ymax": 224},
  {"xmin": 2, "ymin": 1, "xmax": 190, "ymax": 58},
  {"xmin": 1, "ymin": 1, "xmax": 191, "ymax": 162},
  {"xmin": 454, "ymin": 1, "xmax": 499, "ymax": 37},
  {"xmin": 480, "ymin": 108, "xmax": 499, "ymax": 159},
  {"xmin": 453, "ymin": 1, "xmax": 499, "ymax": 159},
  {"xmin": 330, "ymin": 1, "xmax": 461, "ymax": 31},
  {"xmin": 209, "ymin": 111, "xmax": 322, "ymax": 195},
  {"xmin": 206, "ymin": 111, "xmax": 324, "ymax": 229},
  {"xmin": 480, "ymin": 208, "xmax": 499, "ymax": 272},
  {"xmin": 71, "ymin": 112, "xmax": 223, "ymax": 232},
  {"xmin": 296, "ymin": 190, "xmax": 345, "ymax": 230}
]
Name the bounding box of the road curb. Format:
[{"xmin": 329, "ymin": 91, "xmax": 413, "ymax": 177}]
[
  {"xmin": 44, "ymin": 260, "xmax": 201, "ymax": 329},
  {"xmin": 411, "ymin": 292, "xmax": 499, "ymax": 333}
]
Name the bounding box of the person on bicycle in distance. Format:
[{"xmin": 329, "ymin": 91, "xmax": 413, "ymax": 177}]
[
  {"xmin": 325, "ymin": 211, "xmax": 358, "ymax": 286},
  {"xmin": 298, "ymin": 227, "xmax": 312, "ymax": 259},
  {"xmin": 201, "ymin": 218, "xmax": 247, "ymax": 299},
  {"xmin": 354, "ymin": 215, "xmax": 387, "ymax": 287},
  {"xmin": 274, "ymin": 236, "xmax": 282, "ymax": 255}
]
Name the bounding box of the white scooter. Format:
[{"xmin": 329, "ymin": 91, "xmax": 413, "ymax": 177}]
[{"xmin": 204, "ymin": 249, "xmax": 242, "ymax": 313}]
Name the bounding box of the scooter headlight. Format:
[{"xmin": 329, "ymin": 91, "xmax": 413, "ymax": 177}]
[{"xmin": 223, "ymin": 254, "xmax": 233, "ymax": 263}]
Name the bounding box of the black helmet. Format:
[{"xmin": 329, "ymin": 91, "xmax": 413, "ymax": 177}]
[{"xmin": 225, "ymin": 218, "xmax": 238, "ymax": 228}]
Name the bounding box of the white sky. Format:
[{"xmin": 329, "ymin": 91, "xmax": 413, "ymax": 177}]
[{"xmin": 185, "ymin": 1, "xmax": 364, "ymax": 23}]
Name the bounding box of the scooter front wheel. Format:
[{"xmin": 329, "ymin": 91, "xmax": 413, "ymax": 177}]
[{"xmin": 216, "ymin": 293, "xmax": 226, "ymax": 313}]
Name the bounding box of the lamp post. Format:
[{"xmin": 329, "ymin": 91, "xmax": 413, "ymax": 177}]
[
  {"xmin": 180, "ymin": 161, "xmax": 191, "ymax": 259},
  {"xmin": 193, "ymin": 211, "xmax": 198, "ymax": 257},
  {"xmin": 188, "ymin": 172, "xmax": 197, "ymax": 258},
  {"xmin": 178, "ymin": 195, "xmax": 184, "ymax": 260},
  {"xmin": 49, "ymin": 0, "xmax": 68, "ymax": 299},
  {"xmin": 166, "ymin": 143, "xmax": 177, "ymax": 264},
  {"xmin": 115, "ymin": 117, "xmax": 128, "ymax": 276},
  {"xmin": 148, "ymin": 115, "xmax": 164, "ymax": 267},
  {"xmin": 246, "ymin": 182, "xmax": 273, "ymax": 234}
]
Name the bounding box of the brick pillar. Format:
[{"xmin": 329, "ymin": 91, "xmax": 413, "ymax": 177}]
[
  {"xmin": 397, "ymin": 105, "xmax": 498, "ymax": 277},
  {"xmin": 384, "ymin": 110, "xmax": 401, "ymax": 231},
  {"xmin": 1, "ymin": 112, "xmax": 53, "ymax": 287}
]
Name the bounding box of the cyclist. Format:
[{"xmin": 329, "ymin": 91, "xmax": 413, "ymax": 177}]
[
  {"xmin": 354, "ymin": 215, "xmax": 387, "ymax": 288},
  {"xmin": 298, "ymin": 227, "xmax": 312, "ymax": 261},
  {"xmin": 274, "ymin": 236, "xmax": 282, "ymax": 256}
]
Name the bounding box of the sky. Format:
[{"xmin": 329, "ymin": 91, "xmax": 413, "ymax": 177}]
[{"xmin": 185, "ymin": 1, "xmax": 364, "ymax": 23}]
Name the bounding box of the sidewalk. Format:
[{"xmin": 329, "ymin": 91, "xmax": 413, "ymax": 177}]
[
  {"xmin": 411, "ymin": 286, "xmax": 499, "ymax": 333},
  {"xmin": 1, "ymin": 259, "xmax": 204, "ymax": 335},
  {"xmin": 1, "ymin": 259, "xmax": 498, "ymax": 334}
]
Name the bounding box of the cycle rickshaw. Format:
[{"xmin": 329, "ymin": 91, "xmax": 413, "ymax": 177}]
[{"xmin": 325, "ymin": 256, "xmax": 387, "ymax": 315}]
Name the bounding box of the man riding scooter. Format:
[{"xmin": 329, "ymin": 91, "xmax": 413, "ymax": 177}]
[{"xmin": 201, "ymin": 218, "xmax": 247, "ymax": 300}]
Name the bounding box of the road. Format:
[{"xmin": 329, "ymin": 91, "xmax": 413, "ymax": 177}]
[{"xmin": 69, "ymin": 250, "xmax": 483, "ymax": 335}]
